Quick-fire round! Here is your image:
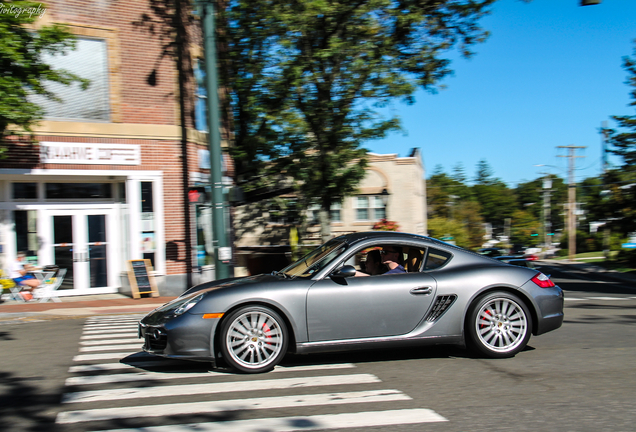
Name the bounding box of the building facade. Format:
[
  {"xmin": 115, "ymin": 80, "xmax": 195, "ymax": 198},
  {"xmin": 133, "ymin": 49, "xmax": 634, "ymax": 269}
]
[
  {"xmin": 233, "ymin": 149, "xmax": 427, "ymax": 276},
  {"xmin": 0, "ymin": 0, "xmax": 223, "ymax": 296}
]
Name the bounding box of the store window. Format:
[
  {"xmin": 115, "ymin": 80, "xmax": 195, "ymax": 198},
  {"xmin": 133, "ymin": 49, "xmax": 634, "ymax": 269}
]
[
  {"xmin": 355, "ymin": 196, "xmax": 386, "ymax": 221},
  {"xmin": 14, "ymin": 210, "xmax": 38, "ymax": 262},
  {"xmin": 13, "ymin": 183, "xmax": 37, "ymax": 199},
  {"xmin": 28, "ymin": 38, "xmax": 110, "ymax": 121},
  {"xmin": 141, "ymin": 182, "xmax": 155, "ymax": 267},
  {"xmin": 46, "ymin": 183, "xmax": 112, "ymax": 199}
]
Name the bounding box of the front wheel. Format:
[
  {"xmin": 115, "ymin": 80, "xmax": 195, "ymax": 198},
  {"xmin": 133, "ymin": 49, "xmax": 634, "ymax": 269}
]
[
  {"xmin": 219, "ymin": 305, "xmax": 288, "ymax": 373},
  {"xmin": 466, "ymin": 291, "xmax": 532, "ymax": 358}
]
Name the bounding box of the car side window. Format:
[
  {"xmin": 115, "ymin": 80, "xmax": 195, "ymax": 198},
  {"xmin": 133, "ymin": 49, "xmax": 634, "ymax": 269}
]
[{"xmin": 424, "ymin": 248, "xmax": 452, "ymax": 270}]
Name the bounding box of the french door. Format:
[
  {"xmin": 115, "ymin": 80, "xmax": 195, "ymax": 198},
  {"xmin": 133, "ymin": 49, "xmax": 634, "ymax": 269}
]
[{"xmin": 42, "ymin": 209, "xmax": 115, "ymax": 293}]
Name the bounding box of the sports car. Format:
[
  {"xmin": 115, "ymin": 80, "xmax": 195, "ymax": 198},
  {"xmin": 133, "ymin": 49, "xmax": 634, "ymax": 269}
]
[{"xmin": 139, "ymin": 231, "xmax": 563, "ymax": 373}]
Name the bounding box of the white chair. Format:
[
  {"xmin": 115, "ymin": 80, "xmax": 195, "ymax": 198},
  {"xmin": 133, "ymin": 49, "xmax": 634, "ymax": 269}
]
[
  {"xmin": 35, "ymin": 268, "xmax": 67, "ymax": 303},
  {"xmin": 1, "ymin": 273, "xmax": 25, "ymax": 302}
]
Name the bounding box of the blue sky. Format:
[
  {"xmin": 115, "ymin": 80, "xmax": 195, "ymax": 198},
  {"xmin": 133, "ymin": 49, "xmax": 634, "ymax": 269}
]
[{"xmin": 365, "ymin": 0, "xmax": 636, "ymax": 187}]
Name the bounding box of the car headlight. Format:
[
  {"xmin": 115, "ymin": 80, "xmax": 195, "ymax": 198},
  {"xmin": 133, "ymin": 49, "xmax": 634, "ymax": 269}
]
[{"xmin": 174, "ymin": 293, "xmax": 205, "ymax": 316}]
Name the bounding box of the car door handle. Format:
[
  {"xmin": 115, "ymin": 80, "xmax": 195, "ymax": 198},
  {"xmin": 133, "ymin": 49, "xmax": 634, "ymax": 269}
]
[{"xmin": 410, "ymin": 286, "xmax": 432, "ymax": 295}]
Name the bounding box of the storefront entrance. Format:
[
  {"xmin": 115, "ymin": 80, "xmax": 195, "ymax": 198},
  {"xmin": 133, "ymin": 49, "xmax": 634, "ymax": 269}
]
[{"xmin": 40, "ymin": 208, "xmax": 117, "ymax": 294}]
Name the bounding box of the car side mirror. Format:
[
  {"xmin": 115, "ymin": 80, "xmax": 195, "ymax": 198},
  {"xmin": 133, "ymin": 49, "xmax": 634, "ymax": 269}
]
[{"xmin": 331, "ymin": 265, "xmax": 356, "ymax": 278}]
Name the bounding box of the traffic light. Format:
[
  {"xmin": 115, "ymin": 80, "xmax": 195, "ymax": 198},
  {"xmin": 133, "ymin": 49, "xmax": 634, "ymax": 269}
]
[{"xmin": 187, "ymin": 187, "xmax": 208, "ymax": 204}]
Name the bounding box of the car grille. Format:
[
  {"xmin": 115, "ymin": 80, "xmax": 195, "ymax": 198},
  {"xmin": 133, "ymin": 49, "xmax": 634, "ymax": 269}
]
[
  {"xmin": 143, "ymin": 326, "xmax": 167, "ymax": 351},
  {"xmin": 425, "ymin": 295, "xmax": 457, "ymax": 322}
]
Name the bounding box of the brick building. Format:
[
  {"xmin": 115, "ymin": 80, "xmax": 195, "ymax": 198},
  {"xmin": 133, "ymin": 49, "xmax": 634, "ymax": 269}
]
[{"xmin": 0, "ymin": 0, "xmax": 224, "ymax": 296}]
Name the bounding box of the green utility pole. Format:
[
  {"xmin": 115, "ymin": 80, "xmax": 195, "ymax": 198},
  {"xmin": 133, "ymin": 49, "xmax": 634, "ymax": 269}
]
[{"xmin": 201, "ymin": 1, "xmax": 231, "ymax": 280}]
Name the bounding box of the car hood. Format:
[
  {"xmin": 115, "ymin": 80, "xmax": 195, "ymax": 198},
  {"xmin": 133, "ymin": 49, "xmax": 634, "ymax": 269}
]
[{"xmin": 141, "ymin": 274, "xmax": 286, "ymax": 325}]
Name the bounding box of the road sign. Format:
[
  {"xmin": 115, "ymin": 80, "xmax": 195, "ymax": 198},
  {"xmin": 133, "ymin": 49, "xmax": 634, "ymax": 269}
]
[{"xmin": 621, "ymin": 243, "xmax": 636, "ymax": 249}]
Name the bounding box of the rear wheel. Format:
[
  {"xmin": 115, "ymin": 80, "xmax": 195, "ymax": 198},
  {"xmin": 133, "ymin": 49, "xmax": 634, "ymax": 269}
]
[
  {"xmin": 219, "ymin": 305, "xmax": 288, "ymax": 373},
  {"xmin": 466, "ymin": 291, "xmax": 532, "ymax": 358}
]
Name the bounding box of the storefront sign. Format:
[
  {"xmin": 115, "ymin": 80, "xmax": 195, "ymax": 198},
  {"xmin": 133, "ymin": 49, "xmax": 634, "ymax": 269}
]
[{"xmin": 40, "ymin": 142, "xmax": 141, "ymax": 165}]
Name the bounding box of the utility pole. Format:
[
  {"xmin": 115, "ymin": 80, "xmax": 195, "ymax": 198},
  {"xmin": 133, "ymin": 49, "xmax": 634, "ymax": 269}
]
[
  {"xmin": 601, "ymin": 120, "xmax": 610, "ymax": 174},
  {"xmin": 201, "ymin": 0, "xmax": 231, "ymax": 280},
  {"xmin": 539, "ymin": 173, "xmax": 553, "ymax": 254},
  {"xmin": 558, "ymin": 145, "xmax": 586, "ymax": 262}
]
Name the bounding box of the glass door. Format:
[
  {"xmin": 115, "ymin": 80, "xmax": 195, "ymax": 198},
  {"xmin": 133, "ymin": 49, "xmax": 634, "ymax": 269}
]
[{"xmin": 45, "ymin": 209, "xmax": 113, "ymax": 291}]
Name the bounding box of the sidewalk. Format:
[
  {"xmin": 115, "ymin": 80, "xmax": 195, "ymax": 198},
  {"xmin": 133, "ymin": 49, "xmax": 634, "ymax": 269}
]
[{"xmin": 0, "ymin": 293, "xmax": 177, "ymax": 321}]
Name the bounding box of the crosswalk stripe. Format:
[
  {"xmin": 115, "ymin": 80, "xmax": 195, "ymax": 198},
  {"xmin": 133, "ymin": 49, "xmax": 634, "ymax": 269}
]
[
  {"xmin": 81, "ymin": 334, "xmax": 138, "ymax": 340},
  {"xmin": 82, "ymin": 328, "xmax": 138, "ymax": 335},
  {"xmin": 86, "ymin": 316, "xmax": 143, "ymax": 322},
  {"xmin": 57, "ymin": 389, "xmax": 410, "ymax": 424},
  {"xmin": 73, "ymin": 352, "xmax": 139, "ymax": 362},
  {"xmin": 83, "ymin": 324, "xmax": 138, "ymax": 330},
  {"xmin": 93, "ymin": 408, "xmax": 448, "ymax": 432},
  {"xmin": 79, "ymin": 343, "xmax": 142, "ymax": 352},
  {"xmin": 66, "ymin": 363, "xmax": 358, "ymax": 385},
  {"xmin": 62, "ymin": 374, "xmax": 381, "ymax": 404},
  {"xmin": 80, "ymin": 338, "xmax": 140, "ymax": 346}
]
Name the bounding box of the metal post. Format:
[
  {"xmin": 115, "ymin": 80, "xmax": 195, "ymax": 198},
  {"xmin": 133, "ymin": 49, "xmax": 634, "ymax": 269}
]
[{"xmin": 202, "ymin": 1, "xmax": 231, "ymax": 280}]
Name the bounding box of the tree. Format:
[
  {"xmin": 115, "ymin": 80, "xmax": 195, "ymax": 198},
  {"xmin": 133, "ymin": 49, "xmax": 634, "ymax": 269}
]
[
  {"xmin": 220, "ymin": 0, "xmax": 496, "ymax": 241},
  {"xmin": 0, "ymin": 1, "xmax": 88, "ymax": 154},
  {"xmin": 471, "ymin": 159, "xmax": 517, "ymax": 233},
  {"xmin": 509, "ymin": 209, "xmax": 541, "ymax": 247},
  {"xmin": 604, "ymin": 41, "xmax": 636, "ymax": 235}
]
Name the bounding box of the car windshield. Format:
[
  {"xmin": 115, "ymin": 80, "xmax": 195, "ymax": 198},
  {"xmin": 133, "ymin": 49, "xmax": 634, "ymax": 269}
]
[{"xmin": 280, "ymin": 239, "xmax": 347, "ymax": 278}]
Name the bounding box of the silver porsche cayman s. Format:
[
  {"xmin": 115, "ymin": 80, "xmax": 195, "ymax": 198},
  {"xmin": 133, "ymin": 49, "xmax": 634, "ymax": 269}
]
[{"xmin": 139, "ymin": 231, "xmax": 563, "ymax": 373}]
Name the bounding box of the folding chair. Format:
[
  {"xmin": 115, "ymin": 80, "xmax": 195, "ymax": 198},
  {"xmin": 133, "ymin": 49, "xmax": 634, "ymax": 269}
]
[
  {"xmin": 35, "ymin": 268, "xmax": 67, "ymax": 303},
  {"xmin": 1, "ymin": 271, "xmax": 24, "ymax": 302}
]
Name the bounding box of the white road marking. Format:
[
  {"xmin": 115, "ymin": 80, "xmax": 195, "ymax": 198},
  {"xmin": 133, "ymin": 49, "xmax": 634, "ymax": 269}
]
[
  {"xmin": 66, "ymin": 363, "xmax": 357, "ymax": 385},
  {"xmin": 62, "ymin": 374, "xmax": 381, "ymax": 404},
  {"xmin": 57, "ymin": 390, "xmax": 410, "ymax": 424},
  {"xmin": 79, "ymin": 343, "xmax": 142, "ymax": 352},
  {"xmin": 92, "ymin": 408, "xmax": 448, "ymax": 432},
  {"xmin": 83, "ymin": 324, "xmax": 138, "ymax": 330},
  {"xmin": 81, "ymin": 333, "xmax": 138, "ymax": 340},
  {"xmin": 80, "ymin": 338, "xmax": 140, "ymax": 346},
  {"xmin": 82, "ymin": 328, "xmax": 138, "ymax": 335}
]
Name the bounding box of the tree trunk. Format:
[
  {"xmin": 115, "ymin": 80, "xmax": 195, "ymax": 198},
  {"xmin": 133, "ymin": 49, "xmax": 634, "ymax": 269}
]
[{"xmin": 319, "ymin": 205, "xmax": 331, "ymax": 244}]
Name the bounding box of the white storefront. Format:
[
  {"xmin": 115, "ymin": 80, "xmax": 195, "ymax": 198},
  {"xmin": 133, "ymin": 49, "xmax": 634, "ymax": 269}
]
[{"xmin": 0, "ymin": 142, "xmax": 165, "ymax": 296}]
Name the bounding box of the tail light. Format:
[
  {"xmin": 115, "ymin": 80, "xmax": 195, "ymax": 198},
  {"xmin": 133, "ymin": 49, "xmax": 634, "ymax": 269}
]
[
  {"xmin": 531, "ymin": 272, "xmax": 555, "ymax": 288},
  {"xmin": 526, "ymin": 254, "xmax": 538, "ymax": 261}
]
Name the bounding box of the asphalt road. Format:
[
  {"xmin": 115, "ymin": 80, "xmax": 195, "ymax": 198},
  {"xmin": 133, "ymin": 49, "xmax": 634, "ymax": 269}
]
[{"xmin": 1, "ymin": 265, "xmax": 635, "ymax": 432}]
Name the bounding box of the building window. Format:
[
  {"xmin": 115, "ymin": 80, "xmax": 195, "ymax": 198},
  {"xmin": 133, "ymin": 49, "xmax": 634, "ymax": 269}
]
[
  {"xmin": 355, "ymin": 196, "xmax": 386, "ymax": 221},
  {"xmin": 194, "ymin": 59, "xmax": 208, "ymax": 132},
  {"xmin": 46, "ymin": 183, "xmax": 112, "ymax": 199},
  {"xmin": 14, "ymin": 210, "xmax": 38, "ymax": 260},
  {"xmin": 330, "ymin": 202, "xmax": 342, "ymax": 222},
  {"xmin": 28, "ymin": 38, "xmax": 110, "ymax": 121},
  {"xmin": 13, "ymin": 183, "xmax": 37, "ymax": 199}
]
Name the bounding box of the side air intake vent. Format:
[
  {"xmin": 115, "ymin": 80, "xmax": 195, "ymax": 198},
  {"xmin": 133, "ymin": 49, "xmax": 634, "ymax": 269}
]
[{"xmin": 425, "ymin": 295, "xmax": 457, "ymax": 322}]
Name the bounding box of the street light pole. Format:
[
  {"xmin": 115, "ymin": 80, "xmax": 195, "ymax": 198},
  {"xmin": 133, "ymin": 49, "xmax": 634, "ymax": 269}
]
[{"xmin": 201, "ymin": 0, "xmax": 231, "ymax": 280}]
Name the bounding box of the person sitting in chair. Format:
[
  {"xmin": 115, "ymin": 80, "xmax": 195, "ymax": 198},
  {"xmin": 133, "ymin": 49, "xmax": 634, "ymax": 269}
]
[{"xmin": 10, "ymin": 252, "xmax": 40, "ymax": 300}]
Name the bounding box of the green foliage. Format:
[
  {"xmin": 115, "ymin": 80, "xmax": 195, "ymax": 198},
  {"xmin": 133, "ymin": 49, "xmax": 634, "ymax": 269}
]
[
  {"xmin": 0, "ymin": 1, "xmax": 88, "ymax": 140},
  {"xmin": 603, "ymin": 41, "xmax": 636, "ymax": 235},
  {"xmin": 427, "ymin": 217, "xmax": 469, "ymax": 248},
  {"xmin": 219, "ymin": 0, "xmax": 496, "ymax": 238},
  {"xmin": 509, "ymin": 209, "xmax": 541, "ymax": 247}
]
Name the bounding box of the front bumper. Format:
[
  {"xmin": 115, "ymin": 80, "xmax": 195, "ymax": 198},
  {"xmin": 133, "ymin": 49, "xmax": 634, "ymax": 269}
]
[{"xmin": 139, "ymin": 311, "xmax": 220, "ymax": 362}]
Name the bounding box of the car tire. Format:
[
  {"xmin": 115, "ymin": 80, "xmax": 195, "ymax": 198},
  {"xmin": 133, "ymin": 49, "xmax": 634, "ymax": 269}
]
[
  {"xmin": 465, "ymin": 291, "xmax": 532, "ymax": 358},
  {"xmin": 219, "ymin": 305, "xmax": 288, "ymax": 373}
]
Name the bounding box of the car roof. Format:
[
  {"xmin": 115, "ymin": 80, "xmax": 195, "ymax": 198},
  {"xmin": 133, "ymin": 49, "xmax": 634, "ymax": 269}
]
[{"xmin": 332, "ymin": 231, "xmax": 462, "ymax": 251}]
